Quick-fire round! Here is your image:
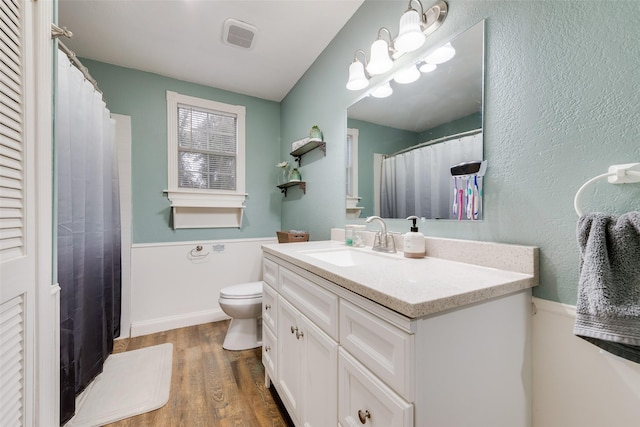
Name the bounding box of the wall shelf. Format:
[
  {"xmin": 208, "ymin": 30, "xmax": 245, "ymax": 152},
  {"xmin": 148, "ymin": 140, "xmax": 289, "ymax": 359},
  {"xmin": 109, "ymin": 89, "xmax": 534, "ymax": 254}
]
[
  {"xmin": 277, "ymin": 181, "xmax": 306, "ymax": 197},
  {"xmin": 290, "ymin": 139, "xmax": 326, "ymax": 165}
]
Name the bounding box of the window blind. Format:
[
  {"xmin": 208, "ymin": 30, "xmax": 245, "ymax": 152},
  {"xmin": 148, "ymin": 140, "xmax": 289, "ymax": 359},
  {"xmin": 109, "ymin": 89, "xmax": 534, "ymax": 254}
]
[{"xmin": 177, "ymin": 104, "xmax": 237, "ymax": 191}]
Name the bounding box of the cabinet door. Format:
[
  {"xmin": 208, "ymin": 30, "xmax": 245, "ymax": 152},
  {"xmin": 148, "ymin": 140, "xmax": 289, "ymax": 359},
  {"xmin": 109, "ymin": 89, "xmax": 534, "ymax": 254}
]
[
  {"xmin": 263, "ymin": 257, "xmax": 278, "ymax": 288},
  {"xmin": 339, "ymin": 349, "xmax": 413, "ymax": 427},
  {"xmin": 279, "ymin": 267, "xmax": 338, "ymax": 340},
  {"xmin": 340, "ymin": 300, "xmax": 414, "ymax": 401},
  {"xmin": 301, "ymin": 315, "xmax": 338, "ymax": 427},
  {"xmin": 277, "ymin": 297, "xmax": 302, "ymax": 422},
  {"xmin": 262, "ymin": 324, "xmax": 277, "ymax": 384},
  {"xmin": 263, "ymin": 283, "xmax": 278, "ymax": 332}
]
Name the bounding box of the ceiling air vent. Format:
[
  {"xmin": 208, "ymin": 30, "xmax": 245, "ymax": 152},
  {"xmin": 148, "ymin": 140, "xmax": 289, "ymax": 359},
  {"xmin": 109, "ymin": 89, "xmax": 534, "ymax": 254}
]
[{"xmin": 223, "ymin": 18, "xmax": 257, "ymax": 49}]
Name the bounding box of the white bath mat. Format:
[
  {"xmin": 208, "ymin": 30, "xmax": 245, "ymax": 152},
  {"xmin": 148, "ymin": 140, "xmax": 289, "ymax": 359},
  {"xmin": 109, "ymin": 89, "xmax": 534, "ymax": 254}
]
[{"xmin": 67, "ymin": 343, "xmax": 173, "ymax": 427}]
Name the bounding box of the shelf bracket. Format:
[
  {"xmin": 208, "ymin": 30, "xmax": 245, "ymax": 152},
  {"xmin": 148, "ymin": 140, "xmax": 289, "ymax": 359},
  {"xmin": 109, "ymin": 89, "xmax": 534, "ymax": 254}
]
[
  {"xmin": 292, "ymin": 141, "xmax": 326, "ymax": 166},
  {"xmin": 278, "ymin": 182, "xmax": 306, "ymax": 197}
]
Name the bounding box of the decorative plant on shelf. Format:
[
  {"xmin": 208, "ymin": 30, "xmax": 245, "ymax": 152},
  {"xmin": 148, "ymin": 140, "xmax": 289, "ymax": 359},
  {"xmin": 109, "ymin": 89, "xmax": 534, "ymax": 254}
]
[
  {"xmin": 276, "ymin": 161, "xmax": 290, "ymax": 185},
  {"xmin": 309, "ymin": 125, "xmax": 323, "ymax": 141},
  {"xmin": 289, "ymin": 167, "xmax": 302, "ymax": 182}
]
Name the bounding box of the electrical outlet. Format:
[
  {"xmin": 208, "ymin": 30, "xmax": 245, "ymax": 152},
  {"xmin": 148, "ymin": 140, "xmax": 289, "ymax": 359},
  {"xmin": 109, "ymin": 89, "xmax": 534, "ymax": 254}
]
[{"xmin": 607, "ymin": 163, "xmax": 640, "ymax": 184}]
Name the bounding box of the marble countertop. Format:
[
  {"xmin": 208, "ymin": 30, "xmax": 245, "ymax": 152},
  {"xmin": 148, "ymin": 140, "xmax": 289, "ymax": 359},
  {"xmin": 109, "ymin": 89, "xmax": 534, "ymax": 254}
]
[{"xmin": 262, "ymin": 238, "xmax": 538, "ymax": 319}]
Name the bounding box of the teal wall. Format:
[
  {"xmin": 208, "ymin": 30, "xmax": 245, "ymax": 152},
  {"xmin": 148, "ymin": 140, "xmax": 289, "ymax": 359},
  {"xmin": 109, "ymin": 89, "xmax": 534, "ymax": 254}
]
[
  {"xmin": 79, "ymin": 59, "xmax": 282, "ymax": 244},
  {"xmin": 347, "ymin": 118, "xmax": 418, "ymax": 218},
  {"xmin": 280, "ymin": 0, "xmax": 640, "ymax": 305}
]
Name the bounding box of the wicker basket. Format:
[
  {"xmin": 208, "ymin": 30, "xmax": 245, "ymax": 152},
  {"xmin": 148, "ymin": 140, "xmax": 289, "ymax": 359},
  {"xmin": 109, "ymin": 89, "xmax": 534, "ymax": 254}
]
[{"xmin": 276, "ymin": 231, "xmax": 309, "ymax": 243}]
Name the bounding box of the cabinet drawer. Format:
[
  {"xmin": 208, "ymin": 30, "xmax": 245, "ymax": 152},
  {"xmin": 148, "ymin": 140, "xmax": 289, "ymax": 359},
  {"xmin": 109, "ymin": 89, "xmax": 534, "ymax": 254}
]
[
  {"xmin": 263, "ymin": 257, "xmax": 278, "ymax": 288},
  {"xmin": 340, "ymin": 300, "xmax": 414, "ymax": 401},
  {"xmin": 262, "ymin": 283, "xmax": 278, "ymax": 332},
  {"xmin": 279, "ymin": 267, "xmax": 338, "ymax": 340},
  {"xmin": 339, "ymin": 349, "xmax": 413, "ymax": 427},
  {"xmin": 262, "ymin": 323, "xmax": 277, "ymax": 382}
]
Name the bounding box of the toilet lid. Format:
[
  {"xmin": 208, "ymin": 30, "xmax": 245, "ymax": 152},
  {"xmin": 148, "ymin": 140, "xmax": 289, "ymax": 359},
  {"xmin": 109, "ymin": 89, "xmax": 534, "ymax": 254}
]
[{"xmin": 220, "ymin": 281, "xmax": 263, "ymax": 299}]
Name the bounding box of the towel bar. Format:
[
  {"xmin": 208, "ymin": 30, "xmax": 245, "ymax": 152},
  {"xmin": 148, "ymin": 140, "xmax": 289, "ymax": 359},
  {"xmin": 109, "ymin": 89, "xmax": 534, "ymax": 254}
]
[{"xmin": 574, "ymin": 163, "xmax": 640, "ymax": 216}]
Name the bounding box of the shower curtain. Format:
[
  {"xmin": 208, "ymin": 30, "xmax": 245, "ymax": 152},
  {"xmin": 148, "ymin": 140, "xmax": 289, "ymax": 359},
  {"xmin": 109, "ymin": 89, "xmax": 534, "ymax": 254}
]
[
  {"xmin": 56, "ymin": 51, "xmax": 122, "ymax": 425},
  {"xmin": 380, "ymin": 132, "xmax": 482, "ymax": 219}
]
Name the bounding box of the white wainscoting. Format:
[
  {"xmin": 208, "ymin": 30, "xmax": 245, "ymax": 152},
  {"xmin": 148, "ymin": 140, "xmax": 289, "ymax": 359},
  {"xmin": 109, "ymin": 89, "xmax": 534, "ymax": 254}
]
[
  {"xmin": 532, "ymin": 297, "xmax": 640, "ymax": 427},
  {"xmin": 129, "ymin": 237, "xmax": 277, "ymax": 337}
]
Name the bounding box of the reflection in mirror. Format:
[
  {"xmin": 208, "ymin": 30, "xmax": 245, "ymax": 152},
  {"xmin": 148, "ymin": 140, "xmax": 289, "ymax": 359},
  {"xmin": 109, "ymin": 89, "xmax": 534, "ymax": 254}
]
[{"xmin": 346, "ymin": 21, "xmax": 484, "ymax": 220}]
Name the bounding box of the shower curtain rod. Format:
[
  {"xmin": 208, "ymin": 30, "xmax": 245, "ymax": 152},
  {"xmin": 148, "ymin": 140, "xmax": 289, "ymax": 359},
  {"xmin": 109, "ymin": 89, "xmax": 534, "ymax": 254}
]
[
  {"xmin": 52, "ymin": 24, "xmax": 103, "ymax": 97},
  {"xmin": 384, "ymin": 128, "xmax": 482, "ymax": 159}
]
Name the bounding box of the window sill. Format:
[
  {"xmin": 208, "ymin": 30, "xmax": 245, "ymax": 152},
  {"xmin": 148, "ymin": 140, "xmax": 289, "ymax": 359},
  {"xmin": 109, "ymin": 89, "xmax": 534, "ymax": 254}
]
[{"xmin": 166, "ymin": 190, "xmax": 246, "ymax": 229}]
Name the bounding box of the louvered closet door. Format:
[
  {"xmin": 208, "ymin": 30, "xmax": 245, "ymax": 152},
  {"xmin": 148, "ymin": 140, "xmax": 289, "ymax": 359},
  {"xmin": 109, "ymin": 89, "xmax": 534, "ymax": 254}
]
[{"xmin": 0, "ymin": 1, "xmax": 36, "ymax": 426}]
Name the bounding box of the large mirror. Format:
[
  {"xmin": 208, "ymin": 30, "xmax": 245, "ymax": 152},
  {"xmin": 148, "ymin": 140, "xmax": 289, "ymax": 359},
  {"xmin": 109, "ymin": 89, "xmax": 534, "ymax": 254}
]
[{"xmin": 346, "ymin": 21, "xmax": 485, "ymax": 220}]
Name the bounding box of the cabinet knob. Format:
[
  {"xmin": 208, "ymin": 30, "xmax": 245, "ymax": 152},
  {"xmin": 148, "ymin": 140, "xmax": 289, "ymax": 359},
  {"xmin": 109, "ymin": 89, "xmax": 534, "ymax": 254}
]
[
  {"xmin": 291, "ymin": 325, "xmax": 297, "ymax": 334},
  {"xmin": 265, "ymin": 304, "xmax": 271, "ymax": 310},
  {"xmin": 264, "ymin": 345, "xmax": 271, "ymax": 352},
  {"xmin": 295, "ymin": 330, "xmax": 304, "ymax": 340},
  {"xmin": 358, "ymin": 409, "xmax": 371, "ymax": 424}
]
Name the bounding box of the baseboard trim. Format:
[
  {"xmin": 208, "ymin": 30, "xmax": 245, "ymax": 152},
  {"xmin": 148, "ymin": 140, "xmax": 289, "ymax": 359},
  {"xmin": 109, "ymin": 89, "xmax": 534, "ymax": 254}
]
[
  {"xmin": 130, "ymin": 308, "xmax": 229, "ymax": 337},
  {"xmin": 532, "ymin": 297, "xmax": 576, "ymax": 318}
]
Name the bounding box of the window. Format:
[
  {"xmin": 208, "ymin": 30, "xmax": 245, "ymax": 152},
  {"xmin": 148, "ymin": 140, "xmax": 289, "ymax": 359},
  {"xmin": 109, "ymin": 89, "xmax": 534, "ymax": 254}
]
[
  {"xmin": 166, "ymin": 91, "xmax": 246, "ymax": 228},
  {"xmin": 346, "ymin": 128, "xmax": 363, "ymax": 218},
  {"xmin": 346, "ymin": 128, "xmax": 358, "ymax": 198}
]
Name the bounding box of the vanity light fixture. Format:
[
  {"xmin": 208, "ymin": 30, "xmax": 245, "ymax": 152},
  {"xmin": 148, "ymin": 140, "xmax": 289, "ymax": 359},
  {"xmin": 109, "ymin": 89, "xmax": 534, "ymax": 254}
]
[
  {"xmin": 394, "ymin": 64, "xmax": 421, "ymax": 84},
  {"xmin": 395, "ymin": 1, "xmax": 426, "ymax": 53},
  {"xmin": 346, "ymin": 49, "xmax": 369, "ymax": 91},
  {"xmin": 346, "ymin": 0, "xmax": 448, "ymax": 91},
  {"xmin": 395, "ymin": 0, "xmax": 449, "ymax": 54},
  {"xmin": 419, "ymin": 62, "xmax": 437, "ymax": 73},
  {"xmin": 371, "ymin": 82, "xmax": 393, "ymax": 98},
  {"xmin": 424, "ymin": 41, "xmax": 456, "ymax": 64},
  {"xmin": 366, "ymin": 28, "xmax": 395, "ymax": 76}
]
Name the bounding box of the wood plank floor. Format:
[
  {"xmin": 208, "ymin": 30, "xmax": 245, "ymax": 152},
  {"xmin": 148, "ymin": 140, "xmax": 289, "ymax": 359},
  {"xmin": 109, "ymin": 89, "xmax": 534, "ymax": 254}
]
[{"xmin": 104, "ymin": 321, "xmax": 294, "ymax": 427}]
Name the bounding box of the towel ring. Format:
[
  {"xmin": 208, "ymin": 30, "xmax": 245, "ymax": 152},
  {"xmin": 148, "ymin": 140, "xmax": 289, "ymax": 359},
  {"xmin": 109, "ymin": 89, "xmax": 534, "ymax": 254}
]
[{"xmin": 574, "ymin": 164, "xmax": 640, "ymax": 216}]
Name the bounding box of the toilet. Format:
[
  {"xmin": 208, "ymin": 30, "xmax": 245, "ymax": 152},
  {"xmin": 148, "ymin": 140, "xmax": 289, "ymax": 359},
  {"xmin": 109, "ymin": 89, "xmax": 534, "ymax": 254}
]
[{"xmin": 218, "ymin": 281, "xmax": 263, "ymax": 350}]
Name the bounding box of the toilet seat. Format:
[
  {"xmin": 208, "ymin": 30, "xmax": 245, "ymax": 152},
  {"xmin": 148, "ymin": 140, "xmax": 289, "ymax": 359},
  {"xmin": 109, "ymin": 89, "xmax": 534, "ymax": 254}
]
[{"xmin": 220, "ymin": 281, "xmax": 263, "ymax": 299}]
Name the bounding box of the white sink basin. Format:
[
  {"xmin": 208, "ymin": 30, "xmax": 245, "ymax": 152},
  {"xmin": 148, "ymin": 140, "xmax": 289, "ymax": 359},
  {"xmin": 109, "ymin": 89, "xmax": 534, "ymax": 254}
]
[{"xmin": 301, "ymin": 247, "xmax": 399, "ymax": 267}]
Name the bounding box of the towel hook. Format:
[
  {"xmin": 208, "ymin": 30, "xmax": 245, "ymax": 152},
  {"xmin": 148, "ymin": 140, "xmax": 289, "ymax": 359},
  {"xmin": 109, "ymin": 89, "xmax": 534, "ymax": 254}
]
[
  {"xmin": 574, "ymin": 163, "xmax": 640, "ymax": 216},
  {"xmin": 188, "ymin": 245, "xmax": 209, "ymax": 259}
]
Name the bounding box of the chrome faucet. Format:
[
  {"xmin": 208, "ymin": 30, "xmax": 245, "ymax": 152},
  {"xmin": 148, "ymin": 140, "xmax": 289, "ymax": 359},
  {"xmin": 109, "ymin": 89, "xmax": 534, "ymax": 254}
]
[{"xmin": 365, "ymin": 216, "xmax": 396, "ymax": 253}]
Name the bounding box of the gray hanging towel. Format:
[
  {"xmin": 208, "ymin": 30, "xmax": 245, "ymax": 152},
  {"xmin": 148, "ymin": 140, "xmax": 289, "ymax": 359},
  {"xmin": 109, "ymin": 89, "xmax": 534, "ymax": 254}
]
[{"xmin": 573, "ymin": 211, "xmax": 640, "ymax": 363}]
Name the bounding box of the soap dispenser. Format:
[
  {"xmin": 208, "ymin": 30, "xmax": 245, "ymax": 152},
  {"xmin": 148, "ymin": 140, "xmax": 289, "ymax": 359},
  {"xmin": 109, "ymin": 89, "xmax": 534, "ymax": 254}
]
[{"xmin": 404, "ymin": 216, "xmax": 426, "ymax": 258}]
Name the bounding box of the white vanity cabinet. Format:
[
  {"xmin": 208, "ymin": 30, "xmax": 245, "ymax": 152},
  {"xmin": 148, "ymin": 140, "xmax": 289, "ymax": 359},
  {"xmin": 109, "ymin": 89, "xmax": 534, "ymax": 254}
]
[
  {"xmin": 262, "ymin": 257, "xmax": 279, "ymax": 385},
  {"xmin": 262, "ymin": 245, "xmax": 535, "ymax": 427},
  {"xmin": 261, "ymin": 281, "xmax": 278, "ymax": 382},
  {"xmin": 277, "ymin": 297, "xmax": 338, "ymax": 426},
  {"xmin": 264, "ymin": 256, "xmax": 338, "ymax": 427},
  {"xmin": 339, "ymin": 348, "xmax": 413, "ymax": 427}
]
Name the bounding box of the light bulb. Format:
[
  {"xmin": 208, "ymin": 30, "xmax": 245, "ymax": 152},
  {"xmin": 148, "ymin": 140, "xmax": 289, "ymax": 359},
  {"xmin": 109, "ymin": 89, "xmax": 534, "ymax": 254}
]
[
  {"xmin": 395, "ymin": 9, "xmax": 425, "ymax": 53},
  {"xmin": 393, "ymin": 64, "xmax": 420, "ymax": 84},
  {"xmin": 346, "ymin": 60, "xmax": 369, "ymax": 91},
  {"xmin": 424, "ymin": 42, "xmax": 456, "ymax": 64},
  {"xmin": 366, "ymin": 39, "xmax": 393, "ymax": 75},
  {"xmin": 371, "ymin": 82, "xmax": 393, "ymax": 98},
  {"xmin": 419, "ymin": 62, "xmax": 436, "ymax": 73}
]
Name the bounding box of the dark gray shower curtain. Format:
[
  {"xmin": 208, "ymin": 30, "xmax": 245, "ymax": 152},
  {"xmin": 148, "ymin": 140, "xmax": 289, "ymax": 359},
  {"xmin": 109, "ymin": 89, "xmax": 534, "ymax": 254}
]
[{"xmin": 56, "ymin": 52, "xmax": 121, "ymax": 426}]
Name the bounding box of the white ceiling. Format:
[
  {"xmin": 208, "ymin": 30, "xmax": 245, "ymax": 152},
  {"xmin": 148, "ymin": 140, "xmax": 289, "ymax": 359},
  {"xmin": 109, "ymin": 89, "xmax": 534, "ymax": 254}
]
[{"xmin": 58, "ymin": 0, "xmax": 364, "ymax": 102}]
